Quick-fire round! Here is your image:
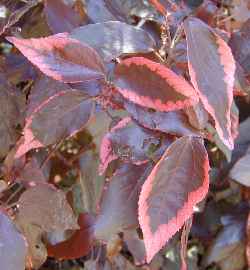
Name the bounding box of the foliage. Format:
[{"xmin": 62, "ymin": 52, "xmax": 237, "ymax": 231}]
[{"xmin": 0, "ymin": 0, "xmax": 250, "ymax": 270}]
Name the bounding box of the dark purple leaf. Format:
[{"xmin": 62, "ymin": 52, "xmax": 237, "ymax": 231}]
[
  {"xmin": 94, "ymin": 163, "xmax": 153, "ymax": 241},
  {"xmin": 70, "ymin": 21, "xmax": 156, "ymax": 62},
  {"xmin": 184, "ymin": 17, "xmax": 236, "ymax": 149},
  {"xmin": 99, "ymin": 117, "xmax": 172, "ymax": 174},
  {"xmin": 203, "ymin": 215, "xmax": 246, "ymax": 270},
  {"xmin": 123, "ymin": 230, "xmax": 146, "ymax": 265},
  {"xmin": 113, "ymin": 57, "xmax": 198, "ymax": 112},
  {"xmin": 47, "ymin": 213, "xmax": 95, "ymax": 259},
  {"xmin": 26, "ymin": 75, "xmax": 70, "ymax": 118},
  {"xmin": 229, "ymin": 19, "xmax": 250, "ymax": 78},
  {"xmin": 16, "ymin": 90, "xmax": 94, "ymax": 158},
  {"xmin": 139, "ymin": 136, "xmax": 210, "ymax": 262}
]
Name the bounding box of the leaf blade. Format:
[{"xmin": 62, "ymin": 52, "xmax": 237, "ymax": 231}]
[
  {"xmin": 184, "ymin": 17, "xmax": 236, "ymax": 149},
  {"xmin": 6, "ymin": 35, "xmax": 106, "ymax": 83},
  {"xmin": 113, "ymin": 57, "xmax": 198, "ymax": 112},
  {"xmin": 138, "ymin": 136, "xmax": 210, "ymax": 262}
]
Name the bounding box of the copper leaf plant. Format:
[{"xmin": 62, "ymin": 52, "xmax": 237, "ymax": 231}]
[{"xmin": 0, "ymin": 0, "xmax": 250, "ymax": 270}]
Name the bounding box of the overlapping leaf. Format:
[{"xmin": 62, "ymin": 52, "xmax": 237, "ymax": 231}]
[
  {"xmin": 7, "ymin": 35, "xmax": 106, "ymax": 83},
  {"xmin": 203, "ymin": 214, "xmax": 246, "ymax": 270},
  {"xmin": 139, "ymin": 136, "xmax": 210, "ymax": 262},
  {"xmin": 184, "ymin": 17, "xmax": 236, "ymax": 149},
  {"xmin": 17, "ymin": 184, "xmax": 79, "ymax": 232},
  {"xmin": 70, "ymin": 21, "xmax": 156, "ymax": 62},
  {"xmin": 149, "ymin": 0, "xmax": 177, "ymax": 15},
  {"xmin": 229, "ymin": 19, "xmax": 250, "ymax": 77},
  {"xmin": 230, "ymin": 151, "xmax": 250, "ymax": 187},
  {"xmin": 16, "ymin": 222, "xmax": 47, "ymax": 269},
  {"xmin": 0, "ymin": 73, "xmax": 24, "ymax": 159},
  {"xmin": 99, "ymin": 117, "xmax": 172, "ymax": 174},
  {"xmin": 0, "ymin": 0, "xmax": 39, "ymax": 35},
  {"xmin": 44, "ymin": 0, "xmax": 82, "ymax": 34},
  {"xmin": 113, "ymin": 57, "xmax": 198, "ymax": 112},
  {"xmin": 124, "ymin": 101, "xmax": 202, "ymax": 136},
  {"xmin": 16, "ymin": 90, "xmax": 94, "ymax": 158},
  {"xmin": 94, "ymin": 163, "xmax": 153, "ymax": 241},
  {"xmin": 79, "ymin": 150, "xmax": 105, "ymax": 213}
]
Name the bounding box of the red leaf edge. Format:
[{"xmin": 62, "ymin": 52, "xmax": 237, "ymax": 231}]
[
  {"xmin": 149, "ymin": 0, "xmax": 167, "ymax": 15},
  {"xmin": 15, "ymin": 90, "xmax": 92, "ymax": 158},
  {"xmin": 115, "ymin": 57, "xmax": 199, "ymax": 112},
  {"xmin": 99, "ymin": 117, "xmax": 131, "ymax": 174},
  {"xmin": 185, "ymin": 18, "xmax": 235, "ymax": 149},
  {"xmin": 138, "ymin": 137, "xmax": 210, "ymax": 263},
  {"xmin": 47, "ymin": 213, "xmax": 95, "ymax": 260}
]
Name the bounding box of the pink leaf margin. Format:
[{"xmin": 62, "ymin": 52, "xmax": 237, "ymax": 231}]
[
  {"xmin": 99, "ymin": 117, "xmax": 131, "ymax": 175},
  {"xmin": 6, "ymin": 34, "xmax": 106, "ymax": 83},
  {"xmin": 138, "ymin": 136, "xmax": 210, "ymax": 263},
  {"xmin": 184, "ymin": 18, "xmax": 236, "ymax": 149},
  {"xmin": 115, "ymin": 57, "xmax": 199, "ymax": 112}
]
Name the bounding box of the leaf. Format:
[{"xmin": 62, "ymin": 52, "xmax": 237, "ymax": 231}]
[
  {"xmin": 180, "ymin": 217, "xmax": 193, "ymax": 270},
  {"xmin": 16, "ymin": 154, "xmax": 49, "ymax": 184},
  {"xmin": 184, "ymin": 17, "xmax": 236, "ymax": 149},
  {"xmin": 246, "ymin": 211, "xmax": 250, "ymax": 267},
  {"xmin": 0, "ymin": 0, "xmax": 39, "ymax": 35},
  {"xmin": 123, "ymin": 230, "xmax": 146, "ymax": 265},
  {"xmin": 229, "ymin": 18, "xmax": 250, "ymax": 77},
  {"xmin": 86, "ymin": 0, "xmax": 151, "ymax": 23},
  {"xmin": 16, "ymin": 222, "xmax": 47, "ymax": 270},
  {"xmin": 203, "ymin": 215, "xmax": 246, "ymax": 270},
  {"xmin": 138, "ymin": 136, "xmax": 210, "ymax": 262},
  {"xmin": 16, "ymin": 90, "xmax": 94, "ymax": 158},
  {"xmin": 113, "ymin": 57, "xmax": 198, "ymax": 112},
  {"xmin": 17, "ymin": 184, "xmax": 79, "ymax": 232},
  {"xmin": 79, "ymin": 150, "xmax": 105, "ymax": 213},
  {"xmin": 99, "ymin": 117, "xmax": 171, "ymax": 174},
  {"xmin": 47, "ymin": 213, "xmax": 95, "ymax": 260},
  {"xmin": 230, "ymin": 152, "xmax": 250, "ymax": 186},
  {"xmin": 0, "ymin": 211, "xmax": 27, "ymax": 270},
  {"xmin": 26, "ymin": 75, "xmax": 70, "ymax": 118},
  {"xmin": 94, "ymin": 163, "xmax": 153, "ymax": 241},
  {"xmin": 184, "ymin": 102, "xmax": 208, "ymax": 131},
  {"xmin": 44, "ymin": 0, "xmax": 82, "ymax": 34},
  {"xmin": 149, "ymin": 0, "xmax": 169, "ymax": 15},
  {"xmin": 6, "ymin": 34, "xmax": 106, "ymax": 83},
  {"xmin": 70, "ymin": 21, "xmax": 156, "ymax": 62},
  {"xmin": 124, "ymin": 101, "xmax": 202, "ymax": 137},
  {"xmin": 0, "ymin": 73, "xmax": 24, "ymax": 159}
]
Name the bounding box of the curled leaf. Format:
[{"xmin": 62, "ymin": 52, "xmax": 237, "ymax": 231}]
[
  {"xmin": 184, "ymin": 17, "xmax": 236, "ymax": 149},
  {"xmin": 99, "ymin": 117, "xmax": 171, "ymax": 174}
]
